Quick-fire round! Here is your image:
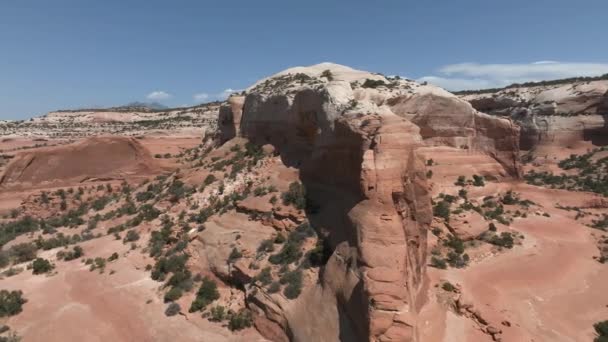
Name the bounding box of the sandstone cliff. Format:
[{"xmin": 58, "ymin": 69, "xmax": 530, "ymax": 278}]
[
  {"xmin": 216, "ymin": 62, "xmax": 520, "ymax": 341},
  {"xmin": 459, "ymin": 80, "xmax": 608, "ymax": 149}
]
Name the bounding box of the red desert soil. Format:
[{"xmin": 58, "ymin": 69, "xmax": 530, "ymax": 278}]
[
  {"xmin": 0, "ymin": 232, "xmax": 265, "ymax": 342},
  {"xmin": 0, "ymin": 136, "xmax": 162, "ymax": 189},
  {"xmin": 419, "ymin": 183, "xmax": 608, "ymax": 342}
]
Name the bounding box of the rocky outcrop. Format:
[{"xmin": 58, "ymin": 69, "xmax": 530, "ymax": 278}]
[
  {"xmin": 218, "ymin": 95, "xmax": 245, "ymax": 143},
  {"xmin": 0, "ymin": 136, "xmax": 160, "ymax": 189},
  {"xmin": 217, "ymin": 63, "xmax": 521, "ymax": 341},
  {"xmin": 460, "ymin": 80, "xmax": 608, "ymax": 149}
]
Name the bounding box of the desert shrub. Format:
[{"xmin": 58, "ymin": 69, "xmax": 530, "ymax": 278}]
[
  {"xmin": 0, "ymin": 251, "xmax": 9, "ymax": 268},
  {"xmin": 321, "ymin": 69, "xmax": 334, "ymax": 81},
  {"xmin": 189, "ymin": 277, "xmax": 220, "ymax": 312},
  {"xmin": 10, "ymin": 243, "xmax": 37, "ymax": 263},
  {"xmin": 257, "ymin": 239, "xmax": 275, "ymax": 254},
  {"xmin": 166, "ymin": 269, "xmax": 193, "ymax": 291},
  {"xmin": 282, "ymin": 182, "xmax": 306, "ymax": 210},
  {"xmin": 32, "ymin": 258, "xmax": 53, "ymax": 274},
  {"xmin": 228, "ymin": 309, "xmax": 253, "ymax": 331},
  {"xmin": 210, "ymin": 305, "xmax": 227, "ymax": 321},
  {"xmin": 489, "ymin": 223, "xmax": 497, "ymax": 231},
  {"xmin": 268, "ymin": 239, "xmax": 302, "ymax": 265},
  {"xmin": 442, "ymin": 281, "xmax": 456, "ymax": 292},
  {"xmin": 280, "ymin": 269, "xmax": 303, "ymax": 299},
  {"xmin": 203, "ymin": 174, "xmax": 216, "ymax": 186},
  {"xmin": 136, "ymin": 191, "xmax": 155, "ymax": 202},
  {"xmin": 594, "ymin": 320, "xmax": 608, "ymax": 342},
  {"xmin": 166, "ymin": 180, "xmax": 194, "ymax": 203},
  {"xmin": 458, "ymin": 189, "xmax": 468, "ymax": 199},
  {"xmin": 0, "ymin": 290, "xmax": 26, "ymax": 317},
  {"xmin": 123, "ymin": 230, "xmax": 140, "ymax": 243},
  {"xmin": 228, "ymin": 248, "xmax": 242, "ymax": 262},
  {"xmin": 267, "ymin": 281, "xmax": 281, "ymax": 293},
  {"xmin": 151, "ymin": 254, "xmax": 188, "ymax": 281},
  {"xmin": 89, "ymin": 257, "xmax": 106, "ymax": 272},
  {"xmin": 274, "ymin": 233, "xmax": 286, "ymax": 244},
  {"xmin": 361, "ymin": 79, "xmax": 386, "ymax": 88},
  {"xmin": 91, "ymin": 196, "xmax": 111, "ymax": 211},
  {"xmin": 455, "ymin": 176, "xmax": 466, "ymax": 186},
  {"xmin": 164, "ymin": 287, "xmax": 183, "ymax": 302},
  {"xmin": 165, "ymin": 302, "xmax": 181, "ymax": 316},
  {"xmin": 446, "ymin": 251, "xmax": 469, "ymax": 268},
  {"xmin": 488, "ymin": 232, "xmax": 514, "ymax": 249},
  {"xmin": 139, "ymin": 204, "xmax": 160, "ymax": 221},
  {"xmin": 433, "ymin": 201, "xmax": 451, "ymax": 221},
  {"xmin": 57, "ymin": 245, "xmax": 84, "ymax": 261},
  {"xmin": 108, "ymin": 252, "xmax": 119, "ymax": 261},
  {"xmin": 444, "ymin": 235, "xmax": 465, "ymax": 254},
  {"xmin": 0, "ymin": 216, "xmax": 40, "ymax": 247},
  {"xmin": 472, "ymin": 175, "xmax": 485, "ymax": 187},
  {"xmin": 255, "ymin": 267, "xmax": 273, "ymax": 286}
]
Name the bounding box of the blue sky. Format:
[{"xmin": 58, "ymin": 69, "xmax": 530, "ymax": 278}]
[{"xmin": 1, "ymin": 0, "xmax": 607, "ymax": 119}]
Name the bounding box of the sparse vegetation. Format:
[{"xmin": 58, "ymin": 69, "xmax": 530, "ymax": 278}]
[
  {"xmin": 189, "ymin": 277, "xmax": 220, "ymax": 312},
  {"xmin": 165, "ymin": 302, "xmax": 181, "ymax": 317},
  {"xmin": 594, "ymin": 320, "xmax": 608, "ymax": 342},
  {"xmin": 282, "ymin": 182, "xmax": 306, "ymax": 210},
  {"xmin": 0, "ymin": 290, "xmax": 26, "ymax": 317}
]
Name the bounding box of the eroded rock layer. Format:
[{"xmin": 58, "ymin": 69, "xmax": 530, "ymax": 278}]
[{"xmin": 459, "ymin": 80, "xmax": 608, "ymax": 149}]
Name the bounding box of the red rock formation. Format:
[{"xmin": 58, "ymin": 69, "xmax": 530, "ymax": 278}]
[
  {"xmin": 0, "ymin": 136, "xmax": 160, "ymax": 189},
  {"xmin": 216, "ymin": 63, "xmax": 520, "ymax": 341}
]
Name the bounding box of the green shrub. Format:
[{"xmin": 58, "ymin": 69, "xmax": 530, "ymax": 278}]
[
  {"xmin": 455, "ymin": 176, "xmax": 466, "ymax": 186},
  {"xmin": 9, "ymin": 242, "xmax": 37, "ymax": 263},
  {"xmin": 108, "ymin": 252, "xmax": 119, "ymax": 262},
  {"xmin": 361, "ymin": 79, "xmax": 386, "ymax": 88},
  {"xmin": 0, "ymin": 217, "xmax": 40, "ymax": 243},
  {"xmin": 433, "ymin": 201, "xmax": 451, "ymax": 221},
  {"xmin": 280, "ymin": 269, "xmax": 302, "ymax": 299},
  {"xmin": 255, "ymin": 267, "xmax": 273, "ymax": 286},
  {"xmin": 268, "ymin": 239, "xmax": 302, "ymax": 265},
  {"xmin": 165, "ymin": 302, "xmax": 180, "ymax": 316},
  {"xmin": 321, "ymin": 69, "xmax": 334, "ymax": 81},
  {"xmin": 123, "ymin": 230, "xmax": 140, "ymax": 243},
  {"xmin": 257, "ymin": 239, "xmax": 275, "ymax": 254},
  {"xmin": 228, "ymin": 309, "xmax": 253, "ymax": 331},
  {"xmin": 164, "ymin": 287, "xmax": 183, "ymax": 302},
  {"xmin": 282, "ymin": 182, "xmax": 306, "ymax": 210},
  {"xmin": 594, "ymin": 320, "xmax": 608, "ymax": 342},
  {"xmin": 210, "ymin": 305, "xmax": 227, "ymax": 321},
  {"xmin": 189, "ymin": 277, "xmax": 220, "ymax": 312},
  {"xmin": 472, "ymin": 175, "xmax": 485, "ymax": 187},
  {"xmin": 57, "ymin": 245, "xmax": 84, "ymax": 261},
  {"xmin": 442, "ymin": 282, "xmax": 456, "ymax": 292},
  {"xmin": 228, "ymin": 248, "xmax": 242, "ymax": 263},
  {"xmin": 267, "ymin": 281, "xmax": 281, "ymax": 293},
  {"xmin": 0, "ymin": 290, "xmax": 26, "ymax": 317},
  {"xmin": 32, "ymin": 258, "xmax": 53, "ymax": 274}
]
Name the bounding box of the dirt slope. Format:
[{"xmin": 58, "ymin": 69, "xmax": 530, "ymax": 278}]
[{"xmin": 0, "ymin": 136, "xmax": 161, "ymax": 189}]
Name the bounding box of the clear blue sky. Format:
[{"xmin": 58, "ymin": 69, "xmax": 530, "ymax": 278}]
[{"xmin": 1, "ymin": 0, "xmax": 607, "ymax": 119}]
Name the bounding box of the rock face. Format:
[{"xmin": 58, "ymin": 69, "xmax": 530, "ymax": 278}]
[
  {"xmin": 0, "ymin": 136, "xmax": 160, "ymax": 188},
  {"xmin": 459, "ymin": 80, "xmax": 608, "ymax": 149},
  {"xmin": 218, "ymin": 63, "xmax": 520, "ymax": 341}
]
